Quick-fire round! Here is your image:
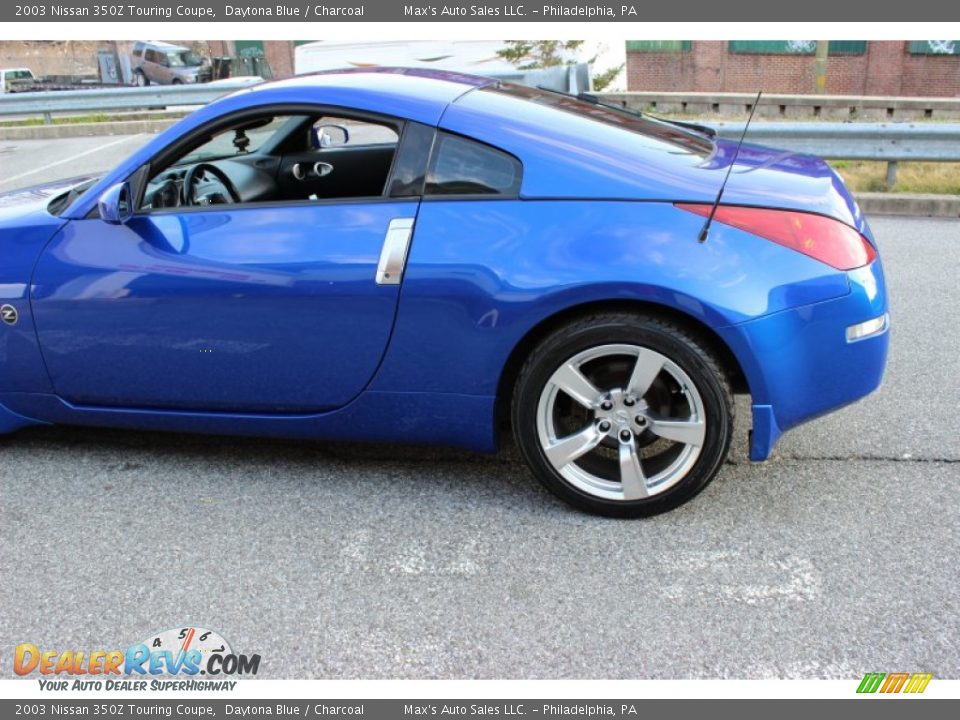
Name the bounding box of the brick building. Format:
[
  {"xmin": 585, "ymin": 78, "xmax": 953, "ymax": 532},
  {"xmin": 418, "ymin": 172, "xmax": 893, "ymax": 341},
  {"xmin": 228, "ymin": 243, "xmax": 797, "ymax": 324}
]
[
  {"xmin": 205, "ymin": 40, "xmax": 297, "ymax": 80},
  {"xmin": 626, "ymin": 41, "xmax": 960, "ymax": 97},
  {"xmin": 0, "ymin": 40, "xmax": 297, "ymax": 82}
]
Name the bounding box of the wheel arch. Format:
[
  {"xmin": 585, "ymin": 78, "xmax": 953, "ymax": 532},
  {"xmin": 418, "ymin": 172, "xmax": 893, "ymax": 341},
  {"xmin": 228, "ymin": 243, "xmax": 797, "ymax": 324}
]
[{"xmin": 494, "ymin": 299, "xmax": 750, "ymax": 434}]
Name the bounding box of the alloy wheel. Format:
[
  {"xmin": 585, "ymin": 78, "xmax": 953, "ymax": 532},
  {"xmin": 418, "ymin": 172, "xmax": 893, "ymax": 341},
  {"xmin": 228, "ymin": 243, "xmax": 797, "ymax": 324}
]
[{"xmin": 535, "ymin": 343, "xmax": 706, "ymax": 501}]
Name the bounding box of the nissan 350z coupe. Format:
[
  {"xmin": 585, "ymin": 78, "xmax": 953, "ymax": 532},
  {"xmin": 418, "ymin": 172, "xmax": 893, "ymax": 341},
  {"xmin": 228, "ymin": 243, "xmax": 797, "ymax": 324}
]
[{"xmin": 0, "ymin": 69, "xmax": 889, "ymax": 517}]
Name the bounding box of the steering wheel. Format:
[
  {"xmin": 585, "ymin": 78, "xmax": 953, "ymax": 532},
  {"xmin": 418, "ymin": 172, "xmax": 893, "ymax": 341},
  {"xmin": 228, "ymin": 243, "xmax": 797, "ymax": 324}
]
[{"xmin": 181, "ymin": 163, "xmax": 241, "ymax": 206}]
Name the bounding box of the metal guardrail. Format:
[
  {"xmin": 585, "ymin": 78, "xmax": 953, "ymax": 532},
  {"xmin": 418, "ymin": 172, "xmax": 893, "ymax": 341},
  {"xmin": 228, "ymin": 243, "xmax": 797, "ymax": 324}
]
[
  {"xmin": 707, "ymin": 121, "xmax": 960, "ymax": 162},
  {"xmin": 706, "ymin": 121, "xmax": 960, "ymax": 187},
  {"xmin": 600, "ymin": 91, "xmax": 960, "ymax": 121},
  {"xmin": 0, "ymin": 78, "xmax": 262, "ymax": 122},
  {"xmin": 0, "ymin": 66, "xmax": 590, "ymax": 122}
]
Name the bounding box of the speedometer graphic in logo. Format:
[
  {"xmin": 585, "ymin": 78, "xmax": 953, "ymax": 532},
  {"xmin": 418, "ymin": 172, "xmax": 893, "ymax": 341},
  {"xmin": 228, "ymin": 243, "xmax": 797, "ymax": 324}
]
[
  {"xmin": 125, "ymin": 625, "xmax": 259, "ymax": 677},
  {"xmin": 141, "ymin": 626, "xmax": 233, "ymax": 661}
]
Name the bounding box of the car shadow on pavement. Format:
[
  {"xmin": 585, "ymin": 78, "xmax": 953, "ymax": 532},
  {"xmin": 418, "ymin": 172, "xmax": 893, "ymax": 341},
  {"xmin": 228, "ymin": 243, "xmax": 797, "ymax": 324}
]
[
  {"xmin": 2, "ymin": 423, "xmax": 564, "ymax": 510},
  {"xmin": 1, "ymin": 400, "xmax": 755, "ymax": 517}
]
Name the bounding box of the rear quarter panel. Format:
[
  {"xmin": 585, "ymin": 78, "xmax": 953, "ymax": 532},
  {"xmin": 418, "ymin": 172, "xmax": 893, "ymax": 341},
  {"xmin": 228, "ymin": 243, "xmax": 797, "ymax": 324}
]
[{"xmin": 372, "ymin": 199, "xmax": 852, "ymax": 397}]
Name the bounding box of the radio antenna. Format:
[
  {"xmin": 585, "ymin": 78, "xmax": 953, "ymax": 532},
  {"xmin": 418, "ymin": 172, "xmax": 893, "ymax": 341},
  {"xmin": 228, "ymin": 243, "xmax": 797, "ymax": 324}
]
[{"xmin": 698, "ymin": 90, "xmax": 762, "ymax": 243}]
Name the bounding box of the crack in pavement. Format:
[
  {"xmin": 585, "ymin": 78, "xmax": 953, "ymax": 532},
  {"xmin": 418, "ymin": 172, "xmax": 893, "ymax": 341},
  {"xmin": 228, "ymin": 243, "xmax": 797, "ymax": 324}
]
[{"xmin": 727, "ymin": 454, "xmax": 960, "ymax": 465}]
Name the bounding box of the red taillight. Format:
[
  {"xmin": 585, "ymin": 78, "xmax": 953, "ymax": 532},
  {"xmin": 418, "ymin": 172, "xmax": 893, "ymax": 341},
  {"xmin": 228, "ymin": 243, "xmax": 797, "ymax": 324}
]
[{"xmin": 676, "ymin": 203, "xmax": 876, "ymax": 271}]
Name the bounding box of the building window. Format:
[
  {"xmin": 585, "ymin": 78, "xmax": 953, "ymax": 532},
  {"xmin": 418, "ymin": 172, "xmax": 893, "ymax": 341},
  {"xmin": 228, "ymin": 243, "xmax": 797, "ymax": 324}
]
[
  {"xmin": 728, "ymin": 41, "xmax": 866, "ymax": 55},
  {"xmin": 625, "ymin": 41, "xmax": 692, "ymax": 53},
  {"xmin": 908, "ymin": 41, "xmax": 960, "ymax": 55}
]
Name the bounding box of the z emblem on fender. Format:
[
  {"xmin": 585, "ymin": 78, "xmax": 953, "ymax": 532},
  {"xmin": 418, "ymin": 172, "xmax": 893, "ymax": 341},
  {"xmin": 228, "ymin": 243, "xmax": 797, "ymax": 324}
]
[{"xmin": 0, "ymin": 304, "xmax": 17, "ymax": 325}]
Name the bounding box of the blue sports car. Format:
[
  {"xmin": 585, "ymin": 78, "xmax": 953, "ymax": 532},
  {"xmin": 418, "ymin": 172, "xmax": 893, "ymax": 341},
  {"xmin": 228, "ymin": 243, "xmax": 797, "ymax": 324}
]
[{"xmin": 0, "ymin": 69, "xmax": 889, "ymax": 517}]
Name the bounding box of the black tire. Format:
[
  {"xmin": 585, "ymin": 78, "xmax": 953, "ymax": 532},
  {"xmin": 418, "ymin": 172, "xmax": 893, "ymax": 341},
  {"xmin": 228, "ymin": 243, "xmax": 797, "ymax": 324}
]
[
  {"xmin": 134, "ymin": 71, "xmax": 149, "ymax": 87},
  {"xmin": 511, "ymin": 312, "xmax": 733, "ymax": 518}
]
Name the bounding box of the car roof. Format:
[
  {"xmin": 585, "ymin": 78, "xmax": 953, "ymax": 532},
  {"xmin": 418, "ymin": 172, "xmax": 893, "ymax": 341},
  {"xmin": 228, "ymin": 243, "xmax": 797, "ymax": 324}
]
[
  {"xmin": 255, "ymin": 67, "xmax": 494, "ymax": 101},
  {"xmin": 228, "ymin": 67, "xmax": 497, "ymax": 126},
  {"xmin": 139, "ymin": 40, "xmax": 191, "ymax": 52}
]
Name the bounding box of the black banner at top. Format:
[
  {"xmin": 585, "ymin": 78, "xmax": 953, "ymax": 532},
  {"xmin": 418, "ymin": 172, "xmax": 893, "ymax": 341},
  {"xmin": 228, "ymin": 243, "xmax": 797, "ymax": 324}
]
[{"xmin": 3, "ymin": 0, "xmax": 958, "ymax": 22}]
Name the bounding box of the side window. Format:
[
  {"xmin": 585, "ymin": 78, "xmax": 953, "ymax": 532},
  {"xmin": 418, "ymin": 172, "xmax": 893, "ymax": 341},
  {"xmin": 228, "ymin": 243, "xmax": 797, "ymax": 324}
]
[
  {"xmin": 142, "ymin": 113, "xmax": 306, "ymax": 210},
  {"xmin": 139, "ymin": 110, "xmax": 403, "ymax": 211},
  {"xmin": 425, "ymin": 132, "xmax": 521, "ymax": 197}
]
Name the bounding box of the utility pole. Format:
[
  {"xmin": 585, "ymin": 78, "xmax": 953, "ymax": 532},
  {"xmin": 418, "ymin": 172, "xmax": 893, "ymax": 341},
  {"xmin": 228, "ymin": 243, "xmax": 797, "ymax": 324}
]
[
  {"xmin": 814, "ymin": 41, "xmax": 829, "ymax": 94},
  {"xmin": 110, "ymin": 40, "xmax": 124, "ymax": 85}
]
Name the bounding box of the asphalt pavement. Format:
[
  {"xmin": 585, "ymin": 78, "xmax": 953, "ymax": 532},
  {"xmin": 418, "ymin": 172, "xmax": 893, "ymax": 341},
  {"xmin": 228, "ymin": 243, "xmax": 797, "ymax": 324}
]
[
  {"xmin": 0, "ymin": 134, "xmax": 150, "ymax": 193},
  {"xmin": 0, "ymin": 135, "xmax": 957, "ymax": 679}
]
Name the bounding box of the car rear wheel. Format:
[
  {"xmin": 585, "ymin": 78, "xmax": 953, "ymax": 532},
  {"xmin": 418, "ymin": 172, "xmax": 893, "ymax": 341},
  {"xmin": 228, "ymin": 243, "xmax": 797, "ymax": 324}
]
[
  {"xmin": 134, "ymin": 71, "xmax": 149, "ymax": 87},
  {"xmin": 512, "ymin": 313, "xmax": 733, "ymax": 518}
]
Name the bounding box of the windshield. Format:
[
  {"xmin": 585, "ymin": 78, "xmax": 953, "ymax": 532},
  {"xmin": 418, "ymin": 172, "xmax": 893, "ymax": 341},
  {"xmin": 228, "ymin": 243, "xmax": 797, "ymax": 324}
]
[
  {"xmin": 3, "ymin": 70, "xmax": 34, "ymax": 90},
  {"xmin": 176, "ymin": 116, "xmax": 297, "ymax": 165},
  {"xmin": 167, "ymin": 51, "xmax": 202, "ymax": 67}
]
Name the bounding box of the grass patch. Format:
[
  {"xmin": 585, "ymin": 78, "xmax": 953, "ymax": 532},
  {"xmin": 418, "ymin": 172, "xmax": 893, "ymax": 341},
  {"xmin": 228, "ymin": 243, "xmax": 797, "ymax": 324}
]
[
  {"xmin": 830, "ymin": 161, "xmax": 960, "ymax": 195},
  {"xmin": 0, "ymin": 111, "xmax": 186, "ymax": 127},
  {"xmin": 0, "ymin": 113, "xmax": 114, "ymax": 127}
]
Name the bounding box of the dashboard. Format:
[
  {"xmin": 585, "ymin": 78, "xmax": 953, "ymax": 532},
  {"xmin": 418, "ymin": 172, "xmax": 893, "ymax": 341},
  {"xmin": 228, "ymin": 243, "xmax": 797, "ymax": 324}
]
[{"xmin": 144, "ymin": 155, "xmax": 281, "ymax": 209}]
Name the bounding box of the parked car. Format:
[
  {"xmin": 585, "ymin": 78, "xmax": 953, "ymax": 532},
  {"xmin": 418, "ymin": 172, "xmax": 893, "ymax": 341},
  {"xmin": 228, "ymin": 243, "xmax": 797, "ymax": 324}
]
[
  {"xmin": 0, "ymin": 69, "xmax": 889, "ymax": 517},
  {"xmin": 0, "ymin": 67, "xmax": 36, "ymax": 93},
  {"xmin": 130, "ymin": 41, "xmax": 211, "ymax": 86}
]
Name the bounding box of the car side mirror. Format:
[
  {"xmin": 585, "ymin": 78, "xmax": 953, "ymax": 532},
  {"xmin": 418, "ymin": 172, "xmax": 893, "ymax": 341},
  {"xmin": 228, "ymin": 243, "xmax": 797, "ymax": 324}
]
[
  {"xmin": 98, "ymin": 182, "xmax": 133, "ymax": 225},
  {"xmin": 311, "ymin": 124, "xmax": 349, "ymax": 149}
]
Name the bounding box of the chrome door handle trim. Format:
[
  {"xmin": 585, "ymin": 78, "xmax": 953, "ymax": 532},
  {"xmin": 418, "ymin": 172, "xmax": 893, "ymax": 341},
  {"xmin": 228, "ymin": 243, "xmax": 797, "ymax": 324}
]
[{"xmin": 376, "ymin": 217, "xmax": 415, "ymax": 285}]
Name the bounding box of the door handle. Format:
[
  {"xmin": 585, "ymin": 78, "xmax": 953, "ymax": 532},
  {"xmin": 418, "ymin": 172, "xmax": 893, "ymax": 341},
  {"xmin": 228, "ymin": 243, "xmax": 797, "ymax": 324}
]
[{"xmin": 376, "ymin": 217, "xmax": 415, "ymax": 285}]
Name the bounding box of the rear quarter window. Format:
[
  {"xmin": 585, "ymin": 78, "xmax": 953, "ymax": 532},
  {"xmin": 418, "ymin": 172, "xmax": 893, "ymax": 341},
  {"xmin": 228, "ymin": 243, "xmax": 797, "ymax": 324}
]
[{"xmin": 425, "ymin": 132, "xmax": 521, "ymax": 197}]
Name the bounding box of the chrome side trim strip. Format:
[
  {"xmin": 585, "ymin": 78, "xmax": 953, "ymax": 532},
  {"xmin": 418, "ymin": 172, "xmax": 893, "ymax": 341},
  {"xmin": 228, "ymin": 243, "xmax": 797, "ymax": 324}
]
[{"xmin": 375, "ymin": 217, "xmax": 415, "ymax": 286}]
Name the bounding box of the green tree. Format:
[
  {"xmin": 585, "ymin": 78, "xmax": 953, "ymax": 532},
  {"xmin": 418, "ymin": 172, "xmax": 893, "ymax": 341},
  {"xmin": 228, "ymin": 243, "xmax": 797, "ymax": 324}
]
[
  {"xmin": 496, "ymin": 40, "xmax": 624, "ymax": 91},
  {"xmin": 497, "ymin": 40, "xmax": 585, "ymax": 69}
]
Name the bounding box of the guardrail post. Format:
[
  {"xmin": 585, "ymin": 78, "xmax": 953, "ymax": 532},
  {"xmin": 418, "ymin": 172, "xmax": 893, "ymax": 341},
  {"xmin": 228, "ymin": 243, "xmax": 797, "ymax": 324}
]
[
  {"xmin": 42, "ymin": 111, "xmax": 52, "ymax": 125},
  {"xmin": 885, "ymin": 161, "xmax": 899, "ymax": 190}
]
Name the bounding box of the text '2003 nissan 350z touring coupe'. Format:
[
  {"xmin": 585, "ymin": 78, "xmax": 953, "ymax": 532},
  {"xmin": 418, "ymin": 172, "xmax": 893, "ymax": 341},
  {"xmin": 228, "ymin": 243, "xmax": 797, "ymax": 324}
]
[{"xmin": 0, "ymin": 69, "xmax": 889, "ymax": 517}]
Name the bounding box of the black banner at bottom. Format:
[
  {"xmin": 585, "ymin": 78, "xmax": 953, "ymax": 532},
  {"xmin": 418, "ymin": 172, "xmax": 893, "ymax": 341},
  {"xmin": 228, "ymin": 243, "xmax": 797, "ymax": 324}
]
[{"xmin": 2, "ymin": 699, "xmax": 957, "ymax": 719}]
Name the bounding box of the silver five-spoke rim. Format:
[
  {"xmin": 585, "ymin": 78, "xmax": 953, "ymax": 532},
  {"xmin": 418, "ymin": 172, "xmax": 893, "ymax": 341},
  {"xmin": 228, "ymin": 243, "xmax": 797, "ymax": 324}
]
[{"xmin": 536, "ymin": 344, "xmax": 706, "ymax": 501}]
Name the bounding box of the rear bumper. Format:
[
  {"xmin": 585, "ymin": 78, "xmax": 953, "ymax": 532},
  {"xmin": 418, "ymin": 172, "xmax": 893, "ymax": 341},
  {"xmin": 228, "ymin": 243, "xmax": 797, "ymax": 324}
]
[{"xmin": 717, "ymin": 259, "xmax": 890, "ymax": 460}]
